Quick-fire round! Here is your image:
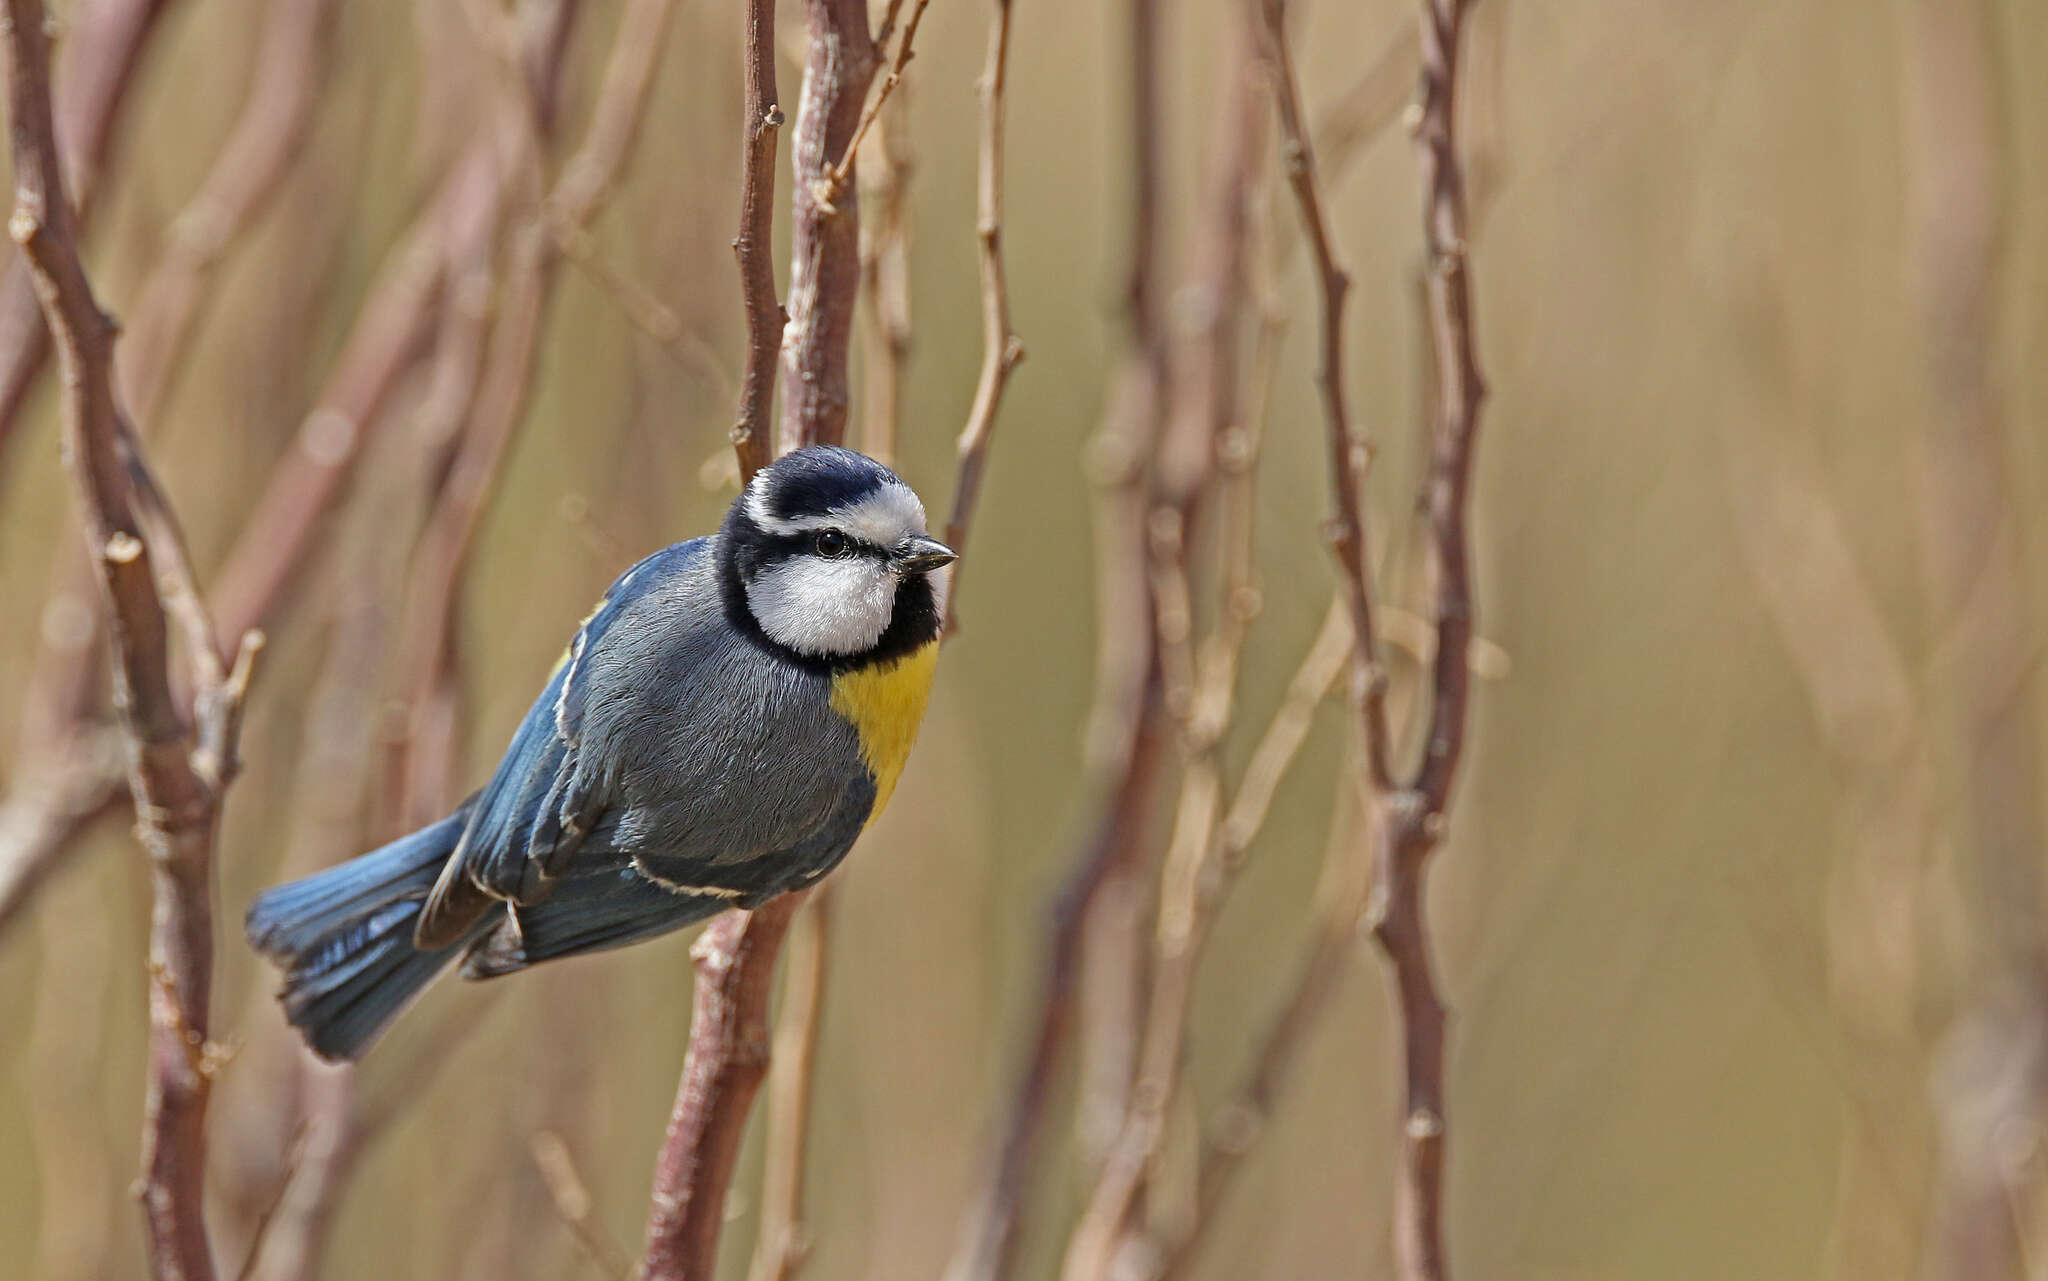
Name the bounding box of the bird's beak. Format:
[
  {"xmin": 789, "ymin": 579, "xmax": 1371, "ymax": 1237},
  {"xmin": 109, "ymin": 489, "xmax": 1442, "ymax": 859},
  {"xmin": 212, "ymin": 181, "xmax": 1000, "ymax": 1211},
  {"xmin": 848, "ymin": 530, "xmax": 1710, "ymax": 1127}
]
[{"xmin": 895, "ymin": 535, "xmax": 958, "ymax": 573}]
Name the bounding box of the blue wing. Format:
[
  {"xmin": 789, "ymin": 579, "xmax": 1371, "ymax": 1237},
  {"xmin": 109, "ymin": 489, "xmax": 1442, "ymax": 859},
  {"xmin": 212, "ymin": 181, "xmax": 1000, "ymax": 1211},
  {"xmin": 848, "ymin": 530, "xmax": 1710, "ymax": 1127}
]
[
  {"xmin": 414, "ymin": 540, "xmax": 705, "ymax": 945},
  {"xmin": 412, "ymin": 531, "xmax": 880, "ymax": 959}
]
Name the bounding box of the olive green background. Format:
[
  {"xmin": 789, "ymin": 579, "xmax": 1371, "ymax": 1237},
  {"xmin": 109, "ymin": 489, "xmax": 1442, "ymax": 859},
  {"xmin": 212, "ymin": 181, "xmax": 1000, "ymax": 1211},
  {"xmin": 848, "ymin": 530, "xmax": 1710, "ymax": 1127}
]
[{"xmin": 2, "ymin": 0, "xmax": 2045, "ymax": 1277}]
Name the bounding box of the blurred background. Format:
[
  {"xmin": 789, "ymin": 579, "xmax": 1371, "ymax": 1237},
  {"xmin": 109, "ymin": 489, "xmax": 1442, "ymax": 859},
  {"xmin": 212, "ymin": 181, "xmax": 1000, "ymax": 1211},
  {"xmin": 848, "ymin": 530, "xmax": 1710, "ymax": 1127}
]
[{"xmin": 1, "ymin": 0, "xmax": 2045, "ymax": 1278}]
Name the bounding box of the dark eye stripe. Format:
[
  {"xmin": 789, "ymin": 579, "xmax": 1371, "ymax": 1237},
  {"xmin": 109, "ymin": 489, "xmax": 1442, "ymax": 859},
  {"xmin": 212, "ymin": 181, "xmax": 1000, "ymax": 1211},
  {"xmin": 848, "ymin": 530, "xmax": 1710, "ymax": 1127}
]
[{"xmin": 751, "ymin": 531, "xmax": 887, "ymax": 563}]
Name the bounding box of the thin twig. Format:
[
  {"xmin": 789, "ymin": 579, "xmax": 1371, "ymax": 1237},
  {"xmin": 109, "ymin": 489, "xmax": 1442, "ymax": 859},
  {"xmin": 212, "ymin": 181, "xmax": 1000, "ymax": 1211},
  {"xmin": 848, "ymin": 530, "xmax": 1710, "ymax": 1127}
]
[
  {"xmin": 0, "ymin": 0, "xmax": 173, "ymax": 471},
  {"xmin": 1070, "ymin": 0, "xmax": 1175, "ymax": 1191},
  {"xmin": 855, "ymin": 96, "xmax": 913, "ymax": 464},
  {"xmin": 1367, "ymin": 1, "xmax": 1491, "ymax": 1277},
  {"xmin": 730, "ymin": 0, "xmax": 784, "ymax": 481},
  {"xmin": 939, "ymin": 0, "xmax": 1023, "ymax": 632},
  {"xmin": 1160, "ymin": 796, "xmax": 1369, "ymax": 1281},
  {"xmin": 3, "ymin": 3, "xmax": 264, "ymax": 1277},
  {"xmin": 1060, "ymin": 16, "xmax": 1266, "ymax": 1277},
  {"xmin": 1244, "ymin": 4, "xmax": 1492, "ymax": 1279},
  {"xmin": 776, "ymin": 0, "xmax": 878, "ymax": 448},
  {"xmin": 745, "ymin": 888, "xmax": 835, "ymax": 1281},
  {"xmin": 1257, "ymin": 0, "xmax": 1393, "ymax": 793},
  {"xmin": 639, "ymin": 892, "xmax": 808, "ymax": 1281},
  {"xmin": 946, "ymin": 4, "xmax": 1168, "ymax": 1279},
  {"xmin": 817, "ymin": 0, "xmax": 931, "ymax": 204}
]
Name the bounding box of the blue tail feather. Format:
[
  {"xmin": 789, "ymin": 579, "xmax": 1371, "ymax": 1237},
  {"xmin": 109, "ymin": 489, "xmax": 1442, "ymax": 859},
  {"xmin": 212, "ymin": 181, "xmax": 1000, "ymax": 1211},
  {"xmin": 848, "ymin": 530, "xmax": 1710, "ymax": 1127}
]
[{"xmin": 246, "ymin": 811, "xmax": 483, "ymax": 1062}]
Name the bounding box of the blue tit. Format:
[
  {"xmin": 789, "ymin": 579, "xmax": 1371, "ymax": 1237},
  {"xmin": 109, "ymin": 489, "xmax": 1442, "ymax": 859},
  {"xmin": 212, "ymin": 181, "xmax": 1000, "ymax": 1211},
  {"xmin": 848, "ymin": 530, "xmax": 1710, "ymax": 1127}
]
[{"xmin": 246, "ymin": 444, "xmax": 957, "ymax": 1061}]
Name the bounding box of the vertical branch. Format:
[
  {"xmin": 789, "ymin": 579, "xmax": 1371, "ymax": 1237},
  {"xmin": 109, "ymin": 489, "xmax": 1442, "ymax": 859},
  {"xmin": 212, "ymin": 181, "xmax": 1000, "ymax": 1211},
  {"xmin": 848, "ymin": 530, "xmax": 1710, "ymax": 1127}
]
[
  {"xmin": 643, "ymin": 1, "xmax": 878, "ymax": 1277},
  {"xmin": 1406, "ymin": 0, "xmax": 1486, "ymax": 813},
  {"xmin": 776, "ymin": 0, "xmax": 878, "ymax": 449},
  {"xmin": 0, "ymin": 0, "xmax": 329, "ymax": 936},
  {"xmin": 939, "ymin": 0, "xmax": 1024, "ymax": 628},
  {"xmin": 949, "ymin": 3, "xmax": 1167, "ymax": 1278},
  {"xmin": 0, "ymin": 0, "xmax": 174, "ymax": 468},
  {"xmin": 0, "ymin": 100, "xmax": 481, "ymax": 943},
  {"xmin": 1257, "ymin": 0, "xmax": 1393, "ymax": 792},
  {"xmin": 1072, "ymin": 0, "xmax": 1176, "ymax": 1176},
  {"xmin": 745, "ymin": 887, "xmax": 834, "ymax": 1281},
  {"xmin": 639, "ymin": 895, "xmax": 805, "ymax": 1281},
  {"xmin": 1259, "ymin": 2, "xmax": 1490, "ymax": 1278},
  {"xmin": 1060, "ymin": 13, "xmax": 1263, "ymax": 1277},
  {"xmin": 731, "ymin": 0, "xmax": 784, "ymax": 481},
  {"xmin": 855, "ymin": 94, "xmax": 912, "ymax": 464},
  {"xmin": 1371, "ymin": 3, "xmax": 1488, "ymax": 1279},
  {"xmin": 2, "ymin": 2, "xmax": 261, "ymax": 1279}
]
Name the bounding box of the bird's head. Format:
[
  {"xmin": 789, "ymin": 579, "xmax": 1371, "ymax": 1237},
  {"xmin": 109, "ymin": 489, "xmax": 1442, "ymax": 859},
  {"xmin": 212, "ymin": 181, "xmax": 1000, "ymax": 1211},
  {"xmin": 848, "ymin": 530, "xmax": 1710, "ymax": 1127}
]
[{"xmin": 721, "ymin": 445, "xmax": 956, "ymax": 664}]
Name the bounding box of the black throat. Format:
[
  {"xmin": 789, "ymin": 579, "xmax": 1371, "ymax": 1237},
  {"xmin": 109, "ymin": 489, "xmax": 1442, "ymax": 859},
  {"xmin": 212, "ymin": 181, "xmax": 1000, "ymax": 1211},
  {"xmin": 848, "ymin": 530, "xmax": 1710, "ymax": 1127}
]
[{"xmin": 716, "ymin": 503, "xmax": 943, "ymax": 674}]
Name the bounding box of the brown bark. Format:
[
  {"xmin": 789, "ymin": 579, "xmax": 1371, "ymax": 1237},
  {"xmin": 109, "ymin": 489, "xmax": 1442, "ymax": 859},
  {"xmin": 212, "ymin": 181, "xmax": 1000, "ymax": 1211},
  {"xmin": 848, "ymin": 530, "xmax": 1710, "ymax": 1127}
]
[{"xmin": 3, "ymin": 2, "xmax": 262, "ymax": 1277}]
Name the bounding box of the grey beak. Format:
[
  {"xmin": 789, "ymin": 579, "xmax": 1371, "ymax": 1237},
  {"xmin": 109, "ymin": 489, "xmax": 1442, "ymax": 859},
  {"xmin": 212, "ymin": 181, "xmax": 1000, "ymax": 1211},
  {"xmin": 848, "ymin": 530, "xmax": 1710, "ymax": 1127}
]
[{"xmin": 895, "ymin": 535, "xmax": 958, "ymax": 572}]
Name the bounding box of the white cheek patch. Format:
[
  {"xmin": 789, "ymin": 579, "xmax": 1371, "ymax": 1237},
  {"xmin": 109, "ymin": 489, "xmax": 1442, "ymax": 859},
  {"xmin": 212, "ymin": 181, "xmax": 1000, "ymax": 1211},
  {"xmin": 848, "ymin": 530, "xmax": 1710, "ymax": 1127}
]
[
  {"xmin": 746, "ymin": 480, "xmax": 927, "ymax": 547},
  {"xmin": 745, "ymin": 555, "xmax": 898, "ymax": 656}
]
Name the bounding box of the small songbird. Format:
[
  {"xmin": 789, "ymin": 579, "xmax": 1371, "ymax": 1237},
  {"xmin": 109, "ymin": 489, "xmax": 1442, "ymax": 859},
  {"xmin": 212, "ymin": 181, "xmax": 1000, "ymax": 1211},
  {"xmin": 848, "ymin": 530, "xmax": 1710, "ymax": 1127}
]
[{"xmin": 247, "ymin": 445, "xmax": 956, "ymax": 1061}]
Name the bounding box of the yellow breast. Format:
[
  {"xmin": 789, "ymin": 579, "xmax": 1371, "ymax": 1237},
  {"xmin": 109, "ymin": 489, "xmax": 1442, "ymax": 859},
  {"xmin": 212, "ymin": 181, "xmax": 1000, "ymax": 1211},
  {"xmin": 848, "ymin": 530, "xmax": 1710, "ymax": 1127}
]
[{"xmin": 829, "ymin": 640, "xmax": 941, "ymax": 824}]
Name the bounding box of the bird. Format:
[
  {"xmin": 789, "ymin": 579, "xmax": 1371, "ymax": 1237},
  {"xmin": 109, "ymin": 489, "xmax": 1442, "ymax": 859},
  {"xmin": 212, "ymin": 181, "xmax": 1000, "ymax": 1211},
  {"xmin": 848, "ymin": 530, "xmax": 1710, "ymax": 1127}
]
[{"xmin": 246, "ymin": 444, "xmax": 957, "ymax": 1061}]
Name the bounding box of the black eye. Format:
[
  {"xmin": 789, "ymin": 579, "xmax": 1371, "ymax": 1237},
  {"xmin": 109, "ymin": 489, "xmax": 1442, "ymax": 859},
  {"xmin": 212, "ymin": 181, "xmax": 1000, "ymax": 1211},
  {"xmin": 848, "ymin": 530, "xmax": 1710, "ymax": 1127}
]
[{"xmin": 814, "ymin": 529, "xmax": 850, "ymax": 559}]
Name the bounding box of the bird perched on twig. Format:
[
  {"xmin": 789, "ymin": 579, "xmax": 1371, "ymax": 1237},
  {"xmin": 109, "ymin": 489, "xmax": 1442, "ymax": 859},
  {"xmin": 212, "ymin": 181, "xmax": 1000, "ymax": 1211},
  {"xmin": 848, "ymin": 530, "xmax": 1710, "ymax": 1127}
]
[{"xmin": 247, "ymin": 445, "xmax": 957, "ymax": 1061}]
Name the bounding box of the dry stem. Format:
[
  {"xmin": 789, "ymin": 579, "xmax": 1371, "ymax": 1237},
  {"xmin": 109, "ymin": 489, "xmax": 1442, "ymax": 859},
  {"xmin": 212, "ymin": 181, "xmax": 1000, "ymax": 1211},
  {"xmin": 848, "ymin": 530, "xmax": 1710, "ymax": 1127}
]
[
  {"xmin": 776, "ymin": 0, "xmax": 878, "ymax": 448},
  {"xmin": 731, "ymin": 0, "xmax": 785, "ymax": 480},
  {"xmin": 640, "ymin": 893, "xmax": 807, "ymax": 1281},
  {"xmin": 947, "ymin": 4, "xmax": 1168, "ymax": 1279},
  {"xmin": 745, "ymin": 887, "xmax": 835, "ymax": 1281},
  {"xmin": 939, "ymin": 0, "xmax": 1024, "ymax": 631},
  {"xmin": 643, "ymin": 1, "xmax": 880, "ymax": 1275},
  {"xmin": 1060, "ymin": 15, "xmax": 1266, "ymax": 1276},
  {"xmin": 819, "ymin": 0, "xmax": 930, "ymax": 201},
  {"xmin": 3, "ymin": 2, "xmax": 264, "ymax": 1277},
  {"xmin": 0, "ymin": 0, "xmax": 172, "ymax": 468}
]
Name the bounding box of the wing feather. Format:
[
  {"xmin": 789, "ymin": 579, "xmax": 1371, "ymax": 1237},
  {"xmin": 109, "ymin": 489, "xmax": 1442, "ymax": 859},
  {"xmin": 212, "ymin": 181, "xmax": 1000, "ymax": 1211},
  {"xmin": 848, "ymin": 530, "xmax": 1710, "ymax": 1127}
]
[{"xmin": 413, "ymin": 535, "xmax": 877, "ymax": 952}]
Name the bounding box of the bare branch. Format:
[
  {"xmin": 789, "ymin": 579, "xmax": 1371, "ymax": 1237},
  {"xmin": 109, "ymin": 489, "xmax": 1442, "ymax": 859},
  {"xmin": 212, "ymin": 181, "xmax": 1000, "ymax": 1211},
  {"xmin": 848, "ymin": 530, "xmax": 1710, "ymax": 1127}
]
[
  {"xmin": 0, "ymin": 15, "xmax": 501, "ymax": 946},
  {"xmin": 855, "ymin": 94, "xmax": 913, "ymax": 464},
  {"xmin": 1256, "ymin": 0, "xmax": 1393, "ymax": 793},
  {"xmin": 1161, "ymin": 798, "xmax": 1369, "ymax": 1281},
  {"xmin": 1366, "ymin": 1, "xmax": 1491, "ymax": 1277},
  {"xmin": 731, "ymin": 0, "xmax": 785, "ymax": 481},
  {"xmin": 777, "ymin": 0, "xmax": 878, "ymax": 448},
  {"xmin": 1061, "ymin": 16, "xmax": 1266, "ymax": 1276},
  {"xmin": 639, "ymin": 891, "xmax": 807, "ymax": 1281},
  {"xmin": 948, "ymin": 4, "xmax": 1169, "ymax": 1278},
  {"xmin": 940, "ymin": 0, "xmax": 1023, "ymax": 630},
  {"xmin": 3, "ymin": 2, "xmax": 263, "ymax": 1276},
  {"xmin": 644, "ymin": 2, "xmax": 882, "ymax": 1274},
  {"xmin": 0, "ymin": 0, "xmax": 174, "ymax": 470},
  {"xmin": 746, "ymin": 888, "xmax": 835, "ymax": 1281},
  {"xmin": 0, "ymin": 0, "xmax": 333, "ymax": 932},
  {"xmin": 818, "ymin": 0, "xmax": 931, "ymax": 201},
  {"xmin": 1406, "ymin": 0, "xmax": 1488, "ymax": 815}
]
